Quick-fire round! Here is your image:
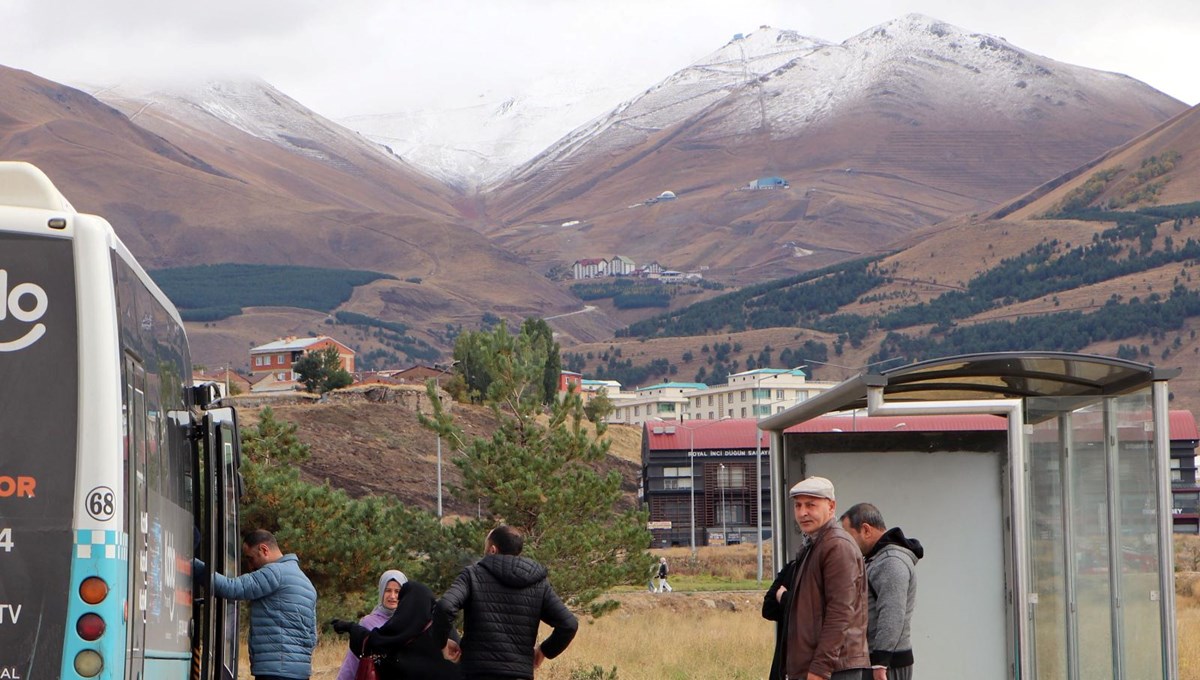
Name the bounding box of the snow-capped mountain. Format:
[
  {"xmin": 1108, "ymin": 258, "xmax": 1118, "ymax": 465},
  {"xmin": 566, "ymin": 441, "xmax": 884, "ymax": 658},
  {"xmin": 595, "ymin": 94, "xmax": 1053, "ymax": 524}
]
[
  {"xmin": 339, "ymin": 75, "xmax": 645, "ymax": 190},
  {"xmin": 338, "ymin": 28, "xmax": 825, "ymax": 190},
  {"xmin": 88, "ymin": 78, "xmax": 420, "ymax": 178},
  {"xmin": 483, "ymin": 14, "xmax": 1183, "ymax": 283},
  {"xmin": 501, "ymin": 28, "xmax": 828, "ymax": 190},
  {"xmin": 85, "ymin": 76, "xmax": 465, "ymax": 218},
  {"xmin": 500, "ymin": 15, "xmax": 1180, "ymax": 197}
]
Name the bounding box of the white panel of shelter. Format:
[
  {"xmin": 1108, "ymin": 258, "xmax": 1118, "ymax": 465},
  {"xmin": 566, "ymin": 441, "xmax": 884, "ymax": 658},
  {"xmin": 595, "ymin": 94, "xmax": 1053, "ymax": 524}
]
[{"xmin": 804, "ymin": 450, "xmax": 1007, "ymax": 680}]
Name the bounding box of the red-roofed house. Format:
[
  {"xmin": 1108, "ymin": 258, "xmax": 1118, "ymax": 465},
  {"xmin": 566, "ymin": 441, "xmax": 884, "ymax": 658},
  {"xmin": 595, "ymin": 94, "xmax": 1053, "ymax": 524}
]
[{"xmin": 249, "ymin": 336, "xmax": 355, "ymax": 382}]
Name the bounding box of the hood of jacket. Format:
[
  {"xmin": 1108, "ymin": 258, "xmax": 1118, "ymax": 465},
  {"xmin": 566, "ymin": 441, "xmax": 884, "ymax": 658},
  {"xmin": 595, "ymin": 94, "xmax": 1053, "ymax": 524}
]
[
  {"xmin": 478, "ymin": 553, "xmax": 548, "ymax": 588},
  {"xmin": 867, "ymin": 526, "xmax": 924, "ymax": 562}
]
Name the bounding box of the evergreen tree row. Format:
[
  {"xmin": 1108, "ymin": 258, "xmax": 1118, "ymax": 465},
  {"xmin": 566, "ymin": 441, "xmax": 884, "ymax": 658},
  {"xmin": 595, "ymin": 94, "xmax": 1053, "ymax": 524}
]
[{"xmin": 151, "ymin": 263, "xmax": 394, "ymax": 319}]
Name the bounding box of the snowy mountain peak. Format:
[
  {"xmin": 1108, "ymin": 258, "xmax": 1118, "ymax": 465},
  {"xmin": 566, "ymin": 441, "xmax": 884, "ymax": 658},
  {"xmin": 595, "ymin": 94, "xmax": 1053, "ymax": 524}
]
[{"xmin": 88, "ymin": 76, "xmax": 409, "ymax": 172}]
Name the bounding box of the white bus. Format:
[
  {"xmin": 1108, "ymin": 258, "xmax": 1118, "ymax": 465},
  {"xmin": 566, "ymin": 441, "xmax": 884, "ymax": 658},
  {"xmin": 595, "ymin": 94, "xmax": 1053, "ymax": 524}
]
[{"xmin": 0, "ymin": 162, "xmax": 241, "ymax": 680}]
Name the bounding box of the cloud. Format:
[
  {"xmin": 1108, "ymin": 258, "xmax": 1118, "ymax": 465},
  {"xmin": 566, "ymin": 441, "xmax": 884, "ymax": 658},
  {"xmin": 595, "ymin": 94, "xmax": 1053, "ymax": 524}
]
[{"xmin": 0, "ymin": 0, "xmax": 1195, "ymax": 120}]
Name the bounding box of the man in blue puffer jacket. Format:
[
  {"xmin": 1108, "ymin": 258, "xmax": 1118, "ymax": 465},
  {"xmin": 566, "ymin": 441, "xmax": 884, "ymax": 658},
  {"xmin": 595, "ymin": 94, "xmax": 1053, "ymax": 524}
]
[{"xmin": 195, "ymin": 529, "xmax": 318, "ymax": 680}]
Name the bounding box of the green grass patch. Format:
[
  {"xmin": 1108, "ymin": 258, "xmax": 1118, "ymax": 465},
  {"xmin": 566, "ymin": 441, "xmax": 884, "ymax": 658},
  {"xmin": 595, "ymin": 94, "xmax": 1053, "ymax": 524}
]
[{"xmin": 613, "ymin": 575, "xmax": 766, "ymax": 593}]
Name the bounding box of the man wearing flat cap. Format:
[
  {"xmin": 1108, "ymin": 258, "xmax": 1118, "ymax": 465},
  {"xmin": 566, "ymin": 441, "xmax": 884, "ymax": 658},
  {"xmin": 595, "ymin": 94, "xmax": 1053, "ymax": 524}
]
[{"xmin": 763, "ymin": 476, "xmax": 869, "ymax": 680}]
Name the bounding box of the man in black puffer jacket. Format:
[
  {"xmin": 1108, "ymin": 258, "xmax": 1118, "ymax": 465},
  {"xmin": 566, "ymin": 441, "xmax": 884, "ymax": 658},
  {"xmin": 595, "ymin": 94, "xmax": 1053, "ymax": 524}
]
[{"xmin": 432, "ymin": 525, "xmax": 578, "ymax": 680}]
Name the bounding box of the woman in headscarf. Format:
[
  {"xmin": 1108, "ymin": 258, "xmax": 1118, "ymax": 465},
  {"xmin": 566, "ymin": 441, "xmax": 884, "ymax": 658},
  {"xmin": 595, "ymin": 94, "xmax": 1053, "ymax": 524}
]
[
  {"xmin": 334, "ymin": 569, "xmax": 408, "ymax": 680},
  {"xmin": 333, "ymin": 578, "xmax": 463, "ymax": 680}
]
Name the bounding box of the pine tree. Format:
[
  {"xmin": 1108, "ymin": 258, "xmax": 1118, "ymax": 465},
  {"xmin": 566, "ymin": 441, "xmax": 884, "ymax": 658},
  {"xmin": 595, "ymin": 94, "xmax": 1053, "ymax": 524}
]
[
  {"xmin": 238, "ymin": 407, "xmax": 481, "ymax": 612},
  {"xmin": 293, "ymin": 346, "xmax": 352, "ymax": 394},
  {"xmin": 422, "ymin": 323, "xmax": 653, "ymax": 615}
]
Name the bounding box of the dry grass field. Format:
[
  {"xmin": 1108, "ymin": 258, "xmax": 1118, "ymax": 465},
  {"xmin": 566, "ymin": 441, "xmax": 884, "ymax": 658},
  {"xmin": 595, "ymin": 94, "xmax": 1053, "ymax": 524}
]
[
  {"xmin": 1178, "ymin": 571, "xmax": 1200, "ymax": 680},
  {"xmin": 267, "ymin": 545, "xmax": 1200, "ymax": 679},
  {"xmin": 305, "ymin": 593, "xmax": 773, "ymax": 680}
]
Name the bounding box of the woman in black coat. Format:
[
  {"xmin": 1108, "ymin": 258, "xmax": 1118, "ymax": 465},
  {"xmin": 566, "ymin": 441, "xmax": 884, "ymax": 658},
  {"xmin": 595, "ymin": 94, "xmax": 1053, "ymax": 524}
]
[
  {"xmin": 762, "ymin": 542, "xmax": 811, "ymax": 680},
  {"xmin": 333, "ymin": 580, "xmax": 463, "ymax": 680}
]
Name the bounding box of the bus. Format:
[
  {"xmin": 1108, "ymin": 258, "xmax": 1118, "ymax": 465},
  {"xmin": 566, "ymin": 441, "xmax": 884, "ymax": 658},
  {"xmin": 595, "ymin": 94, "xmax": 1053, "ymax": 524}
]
[{"xmin": 0, "ymin": 161, "xmax": 241, "ymax": 680}]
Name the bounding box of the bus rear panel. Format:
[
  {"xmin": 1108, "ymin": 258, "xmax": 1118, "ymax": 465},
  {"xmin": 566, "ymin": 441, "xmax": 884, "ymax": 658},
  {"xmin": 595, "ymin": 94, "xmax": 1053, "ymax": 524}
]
[{"xmin": 0, "ymin": 229, "xmax": 79, "ymax": 678}]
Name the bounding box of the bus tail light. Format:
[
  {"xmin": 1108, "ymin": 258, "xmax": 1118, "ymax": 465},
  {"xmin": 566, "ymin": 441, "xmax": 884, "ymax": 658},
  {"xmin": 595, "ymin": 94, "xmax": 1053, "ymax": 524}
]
[
  {"xmin": 73, "ymin": 649, "xmax": 103, "ymax": 677},
  {"xmin": 80, "ymin": 577, "xmax": 108, "ymax": 604},
  {"xmin": 76, "ymin": 613, "xmax": 106, "ymax": 641}
]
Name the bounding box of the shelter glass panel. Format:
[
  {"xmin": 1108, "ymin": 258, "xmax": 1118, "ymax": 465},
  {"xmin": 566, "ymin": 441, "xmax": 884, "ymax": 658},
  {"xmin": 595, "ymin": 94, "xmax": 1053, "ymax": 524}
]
[
  {"xmin": 1069, "ymin": 402, "xmax": 1115, "ymax": 679},
  {"xmin": 1027, "ymin": 412, "xmax": 1068, "ymax": 679},
  {"xmin": 1112, "ymin": 389, "xmax": 1164, "ymax": 679}
]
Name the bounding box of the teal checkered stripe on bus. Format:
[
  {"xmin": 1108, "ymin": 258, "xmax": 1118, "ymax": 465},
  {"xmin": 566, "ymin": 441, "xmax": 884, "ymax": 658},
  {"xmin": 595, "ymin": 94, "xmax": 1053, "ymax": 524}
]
[{"xmin": 75, "ymin": 529, "xmax": 128, "ymax": 560}]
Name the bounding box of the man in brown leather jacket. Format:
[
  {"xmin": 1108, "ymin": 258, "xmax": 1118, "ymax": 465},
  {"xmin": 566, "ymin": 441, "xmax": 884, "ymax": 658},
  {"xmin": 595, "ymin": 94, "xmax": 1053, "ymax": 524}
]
[{"xmin": 773, "ymin": 476, "xmax": 870, "ymax": 680}]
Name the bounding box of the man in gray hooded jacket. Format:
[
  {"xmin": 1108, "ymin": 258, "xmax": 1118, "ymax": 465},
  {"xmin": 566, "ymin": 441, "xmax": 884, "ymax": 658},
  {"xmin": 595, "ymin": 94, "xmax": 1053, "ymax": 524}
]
[{"xmin": 840, "ymin": 504, "xmax": 923, "ymax": 680}]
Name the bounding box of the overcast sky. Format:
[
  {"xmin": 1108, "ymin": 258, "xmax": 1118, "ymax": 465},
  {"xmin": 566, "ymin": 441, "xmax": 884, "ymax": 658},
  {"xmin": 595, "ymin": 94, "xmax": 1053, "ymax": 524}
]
[{"xmin": 1, "ymin": 0, "xmax": 1196, "ymax": 119}]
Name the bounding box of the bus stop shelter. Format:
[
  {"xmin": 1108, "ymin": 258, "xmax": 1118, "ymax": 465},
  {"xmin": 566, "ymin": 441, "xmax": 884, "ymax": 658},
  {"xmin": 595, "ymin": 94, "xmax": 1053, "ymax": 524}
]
[{"xmin": 758, "ymin": 352, "xmax": 1179, "ymax": 680}]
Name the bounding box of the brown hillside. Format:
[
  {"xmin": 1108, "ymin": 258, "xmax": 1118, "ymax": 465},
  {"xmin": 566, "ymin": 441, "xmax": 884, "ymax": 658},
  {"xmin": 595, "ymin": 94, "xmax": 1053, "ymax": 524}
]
[
  {"xmin": 237, "ymin": 395, "xmax": 644, "ymax": 514},
  {"xmin": 580, "ymin": 105, "xmax": 1200, "ymax": 417},
  {"xmin": 0, "ymin": 66, "xmax": 582, "ymax": 369}
]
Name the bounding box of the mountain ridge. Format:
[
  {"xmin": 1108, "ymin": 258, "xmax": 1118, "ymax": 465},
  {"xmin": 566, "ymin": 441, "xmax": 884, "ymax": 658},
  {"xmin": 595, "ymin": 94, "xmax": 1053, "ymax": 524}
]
[{"xmin": 0, "ymin": 14, "xmax": 1192, "ymax": 378}]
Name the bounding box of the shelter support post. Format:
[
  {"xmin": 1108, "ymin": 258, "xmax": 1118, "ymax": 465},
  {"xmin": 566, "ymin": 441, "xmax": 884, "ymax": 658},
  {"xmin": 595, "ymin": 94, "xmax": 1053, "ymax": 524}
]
[
  {"xmin": 866, "ymin": 387, "xmax": 1031, "ymax": 680},
  {"xmin": 1154, "ymin": 380, "xmax": 1179, "ymax": 680}
]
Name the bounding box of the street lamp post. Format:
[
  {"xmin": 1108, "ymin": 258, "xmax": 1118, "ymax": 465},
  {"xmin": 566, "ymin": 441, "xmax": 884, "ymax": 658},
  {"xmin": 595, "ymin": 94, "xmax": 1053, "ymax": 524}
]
[
  {"xmin": 756, "ymin": 426, "xmax": 763, "ymax": 582},
  {"xmin": 433, "ymin": 360, "xmax": 460, "ymax": 518},
  {"xmin": 719, "ymin": 463, "xmax": 727, "ymax": 545},
  {"xmin": 690, "ymin": 433, "xmax": 696, "ymax": 554}
]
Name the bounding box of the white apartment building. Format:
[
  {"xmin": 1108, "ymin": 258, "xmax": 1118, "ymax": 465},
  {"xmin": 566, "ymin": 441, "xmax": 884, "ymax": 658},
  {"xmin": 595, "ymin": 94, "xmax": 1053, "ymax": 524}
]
[
  {"xmin": 608, "ymin": 369, "xmax": 836, "ymax": 426},
  {"xmin": 684, "ymin": 368, "xmax": 836, "ymax": 420},
  {"xmin": 607, "ymin": 381, "xmax": 707, "ymax": 426}
]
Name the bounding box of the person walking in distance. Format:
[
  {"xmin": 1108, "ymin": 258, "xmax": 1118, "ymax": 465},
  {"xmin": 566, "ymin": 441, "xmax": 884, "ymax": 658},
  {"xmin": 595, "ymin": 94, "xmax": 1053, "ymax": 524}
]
[
  {"xmin": 656, "ymin": 557, "xmax": 673, "ymax": 593},
  {"xmin": 194, "ymin": 529, "xmax": 318, "ymax": 680},
  {"xmin": 431, "ymin": 525, "xmax": 578, "ymax": 680},
  {"xmin": 774, "ymin": 477, "xmax": 870, "ymax": 680},
  {"xmin": 841, "ymin": 503, "xmax": 923, "ymax": 680}
]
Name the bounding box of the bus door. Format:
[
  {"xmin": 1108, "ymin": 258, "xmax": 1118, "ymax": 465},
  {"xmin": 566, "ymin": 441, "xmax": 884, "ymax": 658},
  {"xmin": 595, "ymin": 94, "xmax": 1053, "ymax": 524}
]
[
  {"xmin": 194, "ymin": 407, "xmax": 240, "ymax": 680},
  {"xmin": 124, "ymin": 355, "xmax": 148, "ymax": 679}
]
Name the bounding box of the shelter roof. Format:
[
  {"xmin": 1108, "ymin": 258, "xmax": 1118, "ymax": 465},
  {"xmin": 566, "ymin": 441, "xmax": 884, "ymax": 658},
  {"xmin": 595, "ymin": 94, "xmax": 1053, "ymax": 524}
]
[{"xmin": 760, "ymin": 352, "xmax": 1178, "ymax": 431}]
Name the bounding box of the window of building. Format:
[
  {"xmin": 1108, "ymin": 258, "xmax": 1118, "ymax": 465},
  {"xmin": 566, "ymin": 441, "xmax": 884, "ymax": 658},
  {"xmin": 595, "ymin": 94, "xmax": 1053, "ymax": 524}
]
[
  {"xmin": 708, "ymin": 411, "xmax": 715, "ymax": 419},
  {"xmin": 1172, "ymin": 456, "xmax": 1193, "ymax": 485},
  {"xmin": 740, "ymin": 407, "xmax": 746, "ymax": 417},
  {"xmin": 776, "ymin": 389, "xmax": 785, "ymax": 400},
  {"xmin": 254, "ymin": 356, "xmax": 262, "ymax": 367},
  {"xmin": 707, "ymin": 395, "xmax": 713, "ymax": 406},
  {"xmin": 717, "ymin": 502, "xmax": 747, "ymax": 525},
  {"xmin": 752, "ymin": 389, "xmax": 770, "ymax": 400},
  {"xmin": 662, "ymin": 466, "xmax": 692, "ymax": 490},
  {"xmin": 635, "ymin": 406, "xmax": 640, "ymax": 416},
  {"xmin": 1175, "ymin": 491, "xmax": 1200, "ymax": 514},
  {"xmin": 717, "ymin": 466, "xmax": 745, "ymax": 488},
  {"xmin": 753, "ymin": 405, "xmax": 771, "ymax": 416},
  {"xmin": 658, "ymin": 403, "xmax": 676, "ymax": 414},
  {"xmin": 727, "ymin": 409, "xmax": 733, "ymax": 418},
  {"xmin": 740, "ymin": 391, "xmax": 746, "ymax": 402}
]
